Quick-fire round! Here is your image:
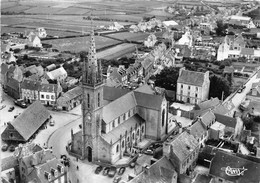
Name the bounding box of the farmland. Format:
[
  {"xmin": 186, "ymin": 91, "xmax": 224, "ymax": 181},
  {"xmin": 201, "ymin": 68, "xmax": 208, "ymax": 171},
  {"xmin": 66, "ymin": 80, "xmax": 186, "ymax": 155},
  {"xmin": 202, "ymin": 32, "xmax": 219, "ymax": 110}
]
[{"xmin": 42, "ymin": 36, "xmax": 121, "ymax": 52}]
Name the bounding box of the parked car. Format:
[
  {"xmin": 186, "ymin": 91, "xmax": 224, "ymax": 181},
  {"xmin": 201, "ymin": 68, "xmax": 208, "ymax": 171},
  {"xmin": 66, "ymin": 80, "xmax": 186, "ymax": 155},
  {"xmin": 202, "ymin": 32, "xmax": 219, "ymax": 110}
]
[
  {"xmin": 103, "ymin": 167, "xmax": 110, "ymax": 176},
  {"xmin": 118, "ymin": 167, "xmax": 125, "ymax": 175},
  {"xmin": 143, "ymin": 149, "xmax": 153, "ymax": 156},
  {"xmin": 2, "ymin": 144, "xmax": 8, "ymax": 151},
  {"xmin": 14, "ymin": 99, "xmax": 27, "ymax": 108},
  {"xmin": 129, "ymin": 162, "xmax": 136, "ymax": 168},
  {"xmin": 238, "ymin": 85, "xmax": 246, "ymax": 93},
  {"xmin": 8, "ymin": 106, "xmax": 15, "ymax": 112},
  {"xmin": 9, "ymin": 145, "xmax": 16, "ymax": 152},
  {"xmin": 113, "ymin": 176, "xmax": 122, "ymax": 183},
  {"xmin": 0, "ymin": 105, "xmax": 6, "ymax": 110},
  {"xmin": 49, "ymin": 120, "xmax": 55, "ymax": 126},
  {"xmin": 95, "ymin": 166, "xmax": 103, "ymax": 174},
  {"xmin": 108, "ymin": 167, "xmax": 117, "ymax": 177}
]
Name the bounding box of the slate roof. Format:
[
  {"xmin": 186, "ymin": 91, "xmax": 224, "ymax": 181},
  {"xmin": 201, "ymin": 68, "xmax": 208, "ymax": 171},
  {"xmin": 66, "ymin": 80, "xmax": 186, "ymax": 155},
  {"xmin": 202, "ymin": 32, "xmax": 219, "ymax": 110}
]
[
  {"xmin": 11, "ymin": 101, "xmax": 50, "ymax": 141},
  {"xmin": 198, "ymin": 98, "xmax": 220, "ymax": 111},
  {"xmin": 168, "ymin": 131, "xmax": 199, "ymax": 162},
  {"xmin": 209, "ymin": 151, "xmax": 260, "ymax": 183},
  {"xmin": 40, "ymin": 83, "xmax": 60, "ymax": 93},
  {"xmin": 103, "ymin": 90, "xmax": 164, "ymax": 123},
  {"xmin": 57, "ymin": 86, "xmax": 82, "ymax": 106},
  {"xmin": 1, "ymin": 63, "xmax": 9, "ymax": 76},
  {"xmin": 134, "ymin": 91, "xmax": 163, "ymax": 111},
  {"xmin": 1, "ymin": 156, "xmax": 19, "ymax": 171},
  {"xmin": 200, "ymin": 111, "xmax": 215, "ymax": 127},
  {"xmin": 102, "ymin": 114, "xmax": 145, "ymax": 144},
  {"xmin": 240, "ymin": 48, "xmax": 254, "ymax": 56},
  {"xmin": 103, "ymin": 92, "xmax": 136, "ymax": 123},
  {"xmin": 177, "ymin": 69, "xmax": 206, "ymax": 87},
  {"xmin": 214, "ymin": 113, "xmax": 237, "ymax": 128},
  {"xmin": 6, "ymin": 77, "xmax": 20, "ymax": 91},
  {"xmin": 188, "ymin": 121, "xmax": 206, "ymax": 140},
  {"xmin": 129, "ymin": 156, "xmax": 177, "ymax": 183},
  {"xmin": 46, "ymin": 67, "xmax": 67, "ymax": 80},
  {"xmin": 103, "ymin": 86, "xmax": 130, "ymax": 101},
  {"xmin": 21, "ymin": 79, "xmax": 41, "ymax": 91},
  {"xmin": 194, "ymin": 174, "xmax": 212, "ymax": 183}
]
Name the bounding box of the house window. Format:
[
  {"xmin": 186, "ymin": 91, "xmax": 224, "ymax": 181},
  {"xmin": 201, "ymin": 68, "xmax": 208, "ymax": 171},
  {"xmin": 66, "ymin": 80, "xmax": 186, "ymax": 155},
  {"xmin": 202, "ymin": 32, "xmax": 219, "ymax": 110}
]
[
  {"xmin": 51, "ymin": 95, "xmax": 54, "ymax": 100},
  {"xmin": 195, "ymin": 93, "xmax": 198, "ymax": 98},
  {"xmin": 142, "ymin": 126, "xmax": 144, "ymax": 134},
  {"xmin": 127, "ymin": 136, "xmax": 130, "ymax": 142},
  {"xmin": 181, "ymin": 84, "xmax": 183, "ymax": 89},
  {"xmin": 128, "ymin": 111, "xmax": 130, "ymax": 117},
  {"xmin": 123, "ymin": 113, "xmax": 126, "ymax": 120},
  {"xmin": 116, "ymin": 145, "xmax": 119, "ymax": 153},
  {"xmin": 137, "ymin": 129, "xmax": 140, "ymax": 136},
  {"xmin": 162, "ymin": 109, "xmax": 165, "ymax": 127},
  {"xmin": 41, "ymin": 94, "xmax": 44, "ymax": 99},
  {"xmin": 10, "ymin": 132, "xmax": 13, "ymax": 138},
  {"xmin": 188, "ymin": 86, "xmax": 190, "ymax": 90},
  {"xmin": 118, "ymin": 117, "xmax": 120, "ymax": 124},
  {"xmin": 122, "ymin": 140, "xmax": 125, "ymax": 148},
  {"xmin": 87, "ymin": 94, "xmax": 90, "ymax": 108},
  {"xmin": 132, "ymin": 133, "xmax": 135, "ymax": 140},
  {"xmin": 97, "ymin": 93, "xmax": 100, "ymax": 107},
  {"xmin": 46, "ymin": 95, "xmax": 50, "ymax": 99},
  {"xmin": 188, "ymin": 92, "xmax": 190, "ymax": 96},
  {"xmin": 112, "ymin": 121, "xmax": 115, "ymax": 128}
]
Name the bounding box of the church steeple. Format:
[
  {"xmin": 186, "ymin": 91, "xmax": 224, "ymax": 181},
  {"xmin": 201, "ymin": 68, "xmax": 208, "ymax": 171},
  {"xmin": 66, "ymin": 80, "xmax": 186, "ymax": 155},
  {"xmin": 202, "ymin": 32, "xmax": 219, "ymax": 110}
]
[{"xmin": 83, "ymin": 24, "xmax": 103, "ymax": 86}]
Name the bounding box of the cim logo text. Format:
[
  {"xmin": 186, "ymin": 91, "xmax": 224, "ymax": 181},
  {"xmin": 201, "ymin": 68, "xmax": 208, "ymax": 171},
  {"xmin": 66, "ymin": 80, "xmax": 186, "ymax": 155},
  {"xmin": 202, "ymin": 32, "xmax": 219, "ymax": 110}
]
[{"xmin": 222, "ymin": 166, "xmax": 248, "ymax": 176}]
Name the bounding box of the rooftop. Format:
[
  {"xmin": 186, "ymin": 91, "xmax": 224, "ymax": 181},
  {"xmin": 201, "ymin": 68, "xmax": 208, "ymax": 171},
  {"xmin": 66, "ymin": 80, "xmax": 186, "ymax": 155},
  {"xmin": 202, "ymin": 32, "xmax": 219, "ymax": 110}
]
[{"xmin": 177, "ymin": 69, "xmax": 207, "ymax": 87}]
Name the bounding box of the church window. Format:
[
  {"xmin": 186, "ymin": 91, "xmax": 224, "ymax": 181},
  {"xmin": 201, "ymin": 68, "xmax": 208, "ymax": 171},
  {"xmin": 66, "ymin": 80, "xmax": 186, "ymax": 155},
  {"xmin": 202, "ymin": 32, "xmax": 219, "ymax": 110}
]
[
  {"xmin": 127, "ymin": 136, "xmax": 129, "ymax": 142},
  {"xmin": 132, "ymin": 133, "xmax": 135, "ymax": 140},
  {"xmin": 87, "ymin": 94, "xmax": 90, "ymax": 108},
  {"xmin": 122, "ymin": 140, "xmax": 125, "ymax": 148},
  {"xmin": 123, "ymin": 113, "xmax": 126, "ymax": 120},
  {"xmin": 116, "ymin": 145, "xmax": 119, "ymax": 153},
  {"xmin": 162, "ymin": 109, "xmax": 165, "ymax": 127},
  {"xmin": 118, "ymin": 117, "xmax": 120, "ymax": 124},
  {"xmin": 142, "ymin": 126, "xmax": 144, "ymax": 134},
  {"xmin": 137, "ymin": 129, "xmax": 139, "ymax": 136},
  {"xmin": 128, "ymin": 111, "xmax": 130, "ymax": 117},
  {"xmin": 98, "ymin": 93, "xmax": 100, "ymax": 107}
]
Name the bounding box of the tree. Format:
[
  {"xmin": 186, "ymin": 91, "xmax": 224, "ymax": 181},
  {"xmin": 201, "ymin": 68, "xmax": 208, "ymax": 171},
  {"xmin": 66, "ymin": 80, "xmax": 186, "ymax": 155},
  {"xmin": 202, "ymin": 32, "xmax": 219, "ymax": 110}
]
[
  {"xmin": 155, "ymin": 67, "xmax": 180, "ymax": 91},
  {"xmin": 215, "ymin": 20, "xmax": 228, "ymax": 36},
  {"xmin": 209, "ymin": 75, "xmax": 231, "ymax": 100}
]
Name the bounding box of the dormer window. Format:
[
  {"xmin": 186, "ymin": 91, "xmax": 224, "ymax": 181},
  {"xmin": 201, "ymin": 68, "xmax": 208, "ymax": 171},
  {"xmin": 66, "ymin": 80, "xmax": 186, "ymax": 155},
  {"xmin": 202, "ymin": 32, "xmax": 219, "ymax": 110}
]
[
  {"xmin": 57, "ymin": 164, "xmax": 64, "ymax": 174},
  {"xmin": 51, "ymin": 168, "xmax": 58, "ymax": 178},
  {"xmin": 44, "ymin": 171, "xmax": 51, "ymax": 181}
]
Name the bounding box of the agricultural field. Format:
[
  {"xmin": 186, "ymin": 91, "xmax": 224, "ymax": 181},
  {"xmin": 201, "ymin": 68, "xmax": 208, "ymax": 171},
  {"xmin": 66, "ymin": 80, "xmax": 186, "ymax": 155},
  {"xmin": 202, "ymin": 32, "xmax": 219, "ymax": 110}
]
[
  {"xmin": 2, "ymin": 5, "xmax": 32, "ymax": 13},
  {"xmin": 97, "ymin": 43, "xmax": 136, "ymax": 60},
  {"xmin": 42, "ymin": 36, "xmax": 121, "ymax": 52},
  {"xmin": 55, "ymin": 7, "xmax": 90, "ymax": 15},
  {"xmin": 24, "ymin": 7, "xmax": 64, "ymax": 14}
]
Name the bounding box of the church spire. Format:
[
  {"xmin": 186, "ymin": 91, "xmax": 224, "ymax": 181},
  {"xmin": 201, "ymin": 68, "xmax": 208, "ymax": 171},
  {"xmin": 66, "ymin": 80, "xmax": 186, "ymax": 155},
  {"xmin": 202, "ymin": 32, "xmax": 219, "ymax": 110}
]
[{"xmin": 83, "ymin": 20, "xmax": 103, "ymax": 86}]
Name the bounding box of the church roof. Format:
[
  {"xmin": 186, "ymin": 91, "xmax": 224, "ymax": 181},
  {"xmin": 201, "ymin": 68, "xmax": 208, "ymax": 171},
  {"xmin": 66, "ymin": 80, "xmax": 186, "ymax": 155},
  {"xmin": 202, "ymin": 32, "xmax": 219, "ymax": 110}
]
[
  {"xmin": 134, "ymin": 91, "xmax": 163, "ymax": 110},
  {"xmin": 102, "ymin": 114, "xmax": 145, "ymax": 144}
]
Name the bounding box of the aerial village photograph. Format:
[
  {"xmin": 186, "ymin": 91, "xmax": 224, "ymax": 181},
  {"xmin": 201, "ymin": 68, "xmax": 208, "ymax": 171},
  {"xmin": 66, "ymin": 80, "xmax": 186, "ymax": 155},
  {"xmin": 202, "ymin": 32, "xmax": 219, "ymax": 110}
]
[{"xmin": 1, "ymin": 0, "xmax": 260, "ymax": 182}]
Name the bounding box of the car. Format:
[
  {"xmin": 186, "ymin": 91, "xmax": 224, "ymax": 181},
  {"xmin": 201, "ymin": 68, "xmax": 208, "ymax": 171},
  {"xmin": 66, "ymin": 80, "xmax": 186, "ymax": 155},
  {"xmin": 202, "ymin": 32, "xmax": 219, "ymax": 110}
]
[
  {"xmin": 9, "ymin": 145, "xmax": 16, "ymax": 152},
  {"xmin": 0, "ymin": 105, "xmax": 6, "ymax": 110},
  {"xmin": 1, "ymin": 144, "xmax": 8, "ymax": 151},
  {"xmin": 103, "ymin": 167, "xmax": 110, "ymax": 176},
  {"xmin": 118, "ymin": 167, "xmax": 125, "ymax": 175},
  {"xmin": 95, "ymin": 166, "xmax": 103, "ymax": 174},
  {"xmin": 49, "ymin": 120, "xmax": 55, "ymax": 126},
  {"xmin": 129, "ymin": 162, "xmax": 136, "ymax": 168},
  {"xmin": 113, "ymin": 176, "xmax": 122, "ymax": 183},
  {"xmin": 143, "ymin": 149, "xmax": 153, "ymax": 156},
  {"xmin": 8, "ymin": 106, "xmax": 15, "ymax": 112},
  {"xmin": 14, "ymin": 99, "xmax": 27, "ymax": 108},
  {"xmin": 108, "ymin": 167, "xmax": 117, "ymax": 177},
  {"xmin": 238, "ymin": 85, "xmax": 246, "ymax": 93}
]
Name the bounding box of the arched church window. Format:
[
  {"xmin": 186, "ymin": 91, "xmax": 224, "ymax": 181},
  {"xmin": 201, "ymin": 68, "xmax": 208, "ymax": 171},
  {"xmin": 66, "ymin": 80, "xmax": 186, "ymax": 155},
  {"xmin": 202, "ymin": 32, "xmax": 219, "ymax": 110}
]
[
  {"xmin": 142, "ymin": 126, "xmax": 144, "ymax": 134},
  {"xmin": 87, "ymin": 94, "xmax": 90, "ymax": 108},
  {"xmin": 98, "ymin": 93, "xmax": 100, "ymax": 107},
  {"xmin": 162, "ymin": 109, "xmax": 165, "ymax": 127},
  {"xmin": 116, "ymin": 145, "xmax": 119, "ymax": 153},
  {"xmin": 122, "ymin": 140, "xmax": 125, "ymax": 148}
]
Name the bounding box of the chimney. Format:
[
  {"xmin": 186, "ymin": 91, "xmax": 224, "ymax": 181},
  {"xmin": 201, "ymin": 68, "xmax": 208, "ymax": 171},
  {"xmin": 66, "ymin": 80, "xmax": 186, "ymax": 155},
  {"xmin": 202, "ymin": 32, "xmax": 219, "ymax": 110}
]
[
  {"xmin": 142, "ymin": 164, "xmax": 150, "ymax": 174},
  {"xmin": 179, "ymin": 67, "xmax": 185, "ymax": 76}
]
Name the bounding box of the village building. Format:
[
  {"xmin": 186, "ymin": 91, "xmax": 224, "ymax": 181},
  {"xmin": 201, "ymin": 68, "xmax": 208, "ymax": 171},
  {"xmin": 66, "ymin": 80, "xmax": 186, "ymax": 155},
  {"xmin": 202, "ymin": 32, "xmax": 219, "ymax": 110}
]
[
  {"xmin": 176, "ymin": 68, "xmax": 210, "ymax": 104},
  {"xmin": 163, "ymin": 131, "xmax": 200, "ymax": 175},
  {"xmin": 128, "ymin": 156, "xmax": 178, "ymax": 183},
  {"xmin": 69, "ymin": 29, "xmax": 170, "ymax": 164},
  {"xmin": 27, "ymin": 33, "xmax": 42, "ymax": 48},
  {"xmin": 1, "ymin": 101, "xmax": 51, "ymax": 143},
  {"xmin": 39, "ymin": 82, "xmax": 62, "ymax": 106},
  {"xmin": 20, "ymin": 79, "xmax": 41, "ymax": 104},
  {"xmin": 209, "ymin": 151, "xmax": 260, "ymax": 183},
  {"xmin": 45, "ymin": 67, "xmax": 68, "ymax": 83},
  {"xmin": 107, "ymin": 65, "xmax": 128, "ymax": 85}
]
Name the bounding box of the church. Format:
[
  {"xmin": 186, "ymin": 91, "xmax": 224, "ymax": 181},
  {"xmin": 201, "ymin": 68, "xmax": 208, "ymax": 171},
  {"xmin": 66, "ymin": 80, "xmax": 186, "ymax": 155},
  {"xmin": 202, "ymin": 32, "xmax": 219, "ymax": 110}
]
[{"xmin": 69, "ymin": 29, "xmax": 169, "ymax": 164}]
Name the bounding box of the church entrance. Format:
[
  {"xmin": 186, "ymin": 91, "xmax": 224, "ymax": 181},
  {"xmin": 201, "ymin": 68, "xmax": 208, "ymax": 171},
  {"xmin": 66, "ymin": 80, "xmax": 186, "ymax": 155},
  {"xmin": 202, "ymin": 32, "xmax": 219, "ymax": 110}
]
[{"xmin": 87, "ymin": 146, "xmax": 92, "ymax": 162}]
